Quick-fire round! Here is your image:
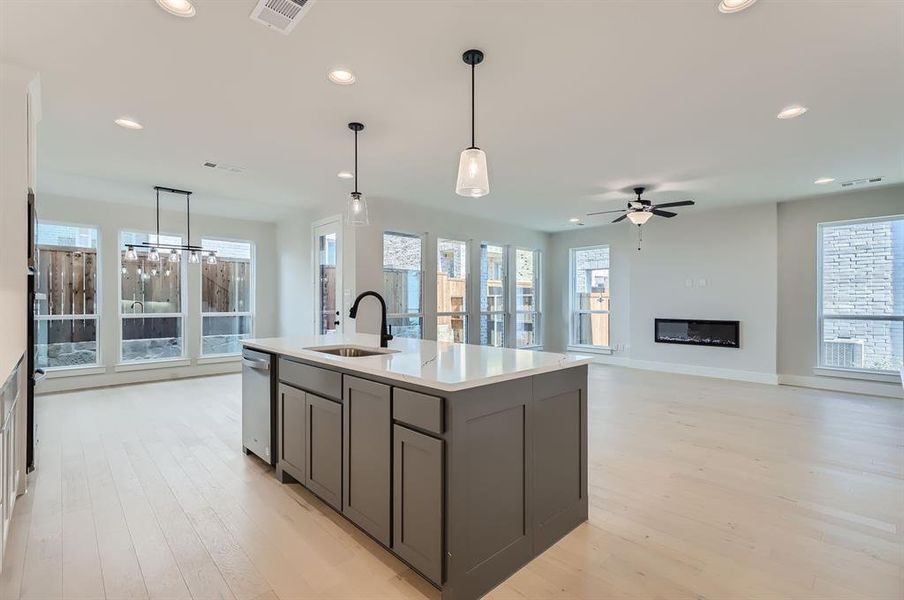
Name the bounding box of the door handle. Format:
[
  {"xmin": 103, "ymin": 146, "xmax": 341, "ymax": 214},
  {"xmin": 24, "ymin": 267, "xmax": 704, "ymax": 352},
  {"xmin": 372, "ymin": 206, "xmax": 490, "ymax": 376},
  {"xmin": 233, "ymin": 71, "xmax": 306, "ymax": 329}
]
[
  {"xmin": 33, "ymin": 368, "xmax": 46, "ymax": 383},
  {"xmin": 242, "ymin": 358, "xmax": 270, "ymax": 371}
]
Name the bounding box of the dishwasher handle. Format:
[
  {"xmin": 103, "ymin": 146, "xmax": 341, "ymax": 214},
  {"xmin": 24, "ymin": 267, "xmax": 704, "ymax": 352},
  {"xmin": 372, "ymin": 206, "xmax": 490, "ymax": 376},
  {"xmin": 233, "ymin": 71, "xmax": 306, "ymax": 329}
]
[{"xmin": 242, "ymin": 357, "xmax": 270, "ymax": 371}]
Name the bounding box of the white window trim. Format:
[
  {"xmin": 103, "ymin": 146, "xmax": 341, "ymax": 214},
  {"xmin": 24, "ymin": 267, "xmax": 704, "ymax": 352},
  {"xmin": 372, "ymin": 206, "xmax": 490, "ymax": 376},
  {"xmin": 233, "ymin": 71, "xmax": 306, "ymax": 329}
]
[
  {"xmin": 311, "ymin": 215, "xmax": 344, "ymax": 336},
  {"xmin": 383, "ymin": 230, "xmax": 426, "ymax": 339},
  {"xmin": 436, "ymin": 238, "xmax": 470, "ymax": 343},
  {"xmin": 514, "ymin": 247, "xmax": 542, "ymax": 349},
  {"xmin": 34, "ymin": 220, "xmax": 103, "ymax": 370},
  {"xmin": 200, "ymin": 237, "xmax": 256, "ymax": 357},
  {"xmin": 569, "ymin": 244, "xmax": 612, "ymax": 351},
  {"xmin": 816, "ymin": 215, "xmax": 904, "ymax": 379},
  {"xmin": 479, "ymin": 242, "xmax": 508, "ymax": 347},
  {"xmin": 118, "ymin": 230, "xmax": 187, "ymax": 364}
]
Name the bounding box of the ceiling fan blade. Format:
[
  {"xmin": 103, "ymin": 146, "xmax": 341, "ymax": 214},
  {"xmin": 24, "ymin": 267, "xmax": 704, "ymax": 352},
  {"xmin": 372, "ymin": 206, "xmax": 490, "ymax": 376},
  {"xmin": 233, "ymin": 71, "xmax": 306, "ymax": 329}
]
[
  {"xmin": 653, "ymin": 200, "xmax": 695, "ymax": 209},
  {"xmin": 612, "ymin": 214, "xmax": 628, "ymax": 223},
  {"xmin": 587, "ymin": 209, "xmax": 627, "ymax": 216},
  {"xmin": 651, "ymin": 209, "xmax": 677, "ymax": 218}
]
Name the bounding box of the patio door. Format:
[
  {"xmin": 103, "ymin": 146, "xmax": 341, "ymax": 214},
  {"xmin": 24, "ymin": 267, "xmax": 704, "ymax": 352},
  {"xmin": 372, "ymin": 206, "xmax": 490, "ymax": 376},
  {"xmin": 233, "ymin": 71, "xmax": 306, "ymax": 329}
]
[{"xmin": 313, "ymin": 218, "xmax": 342, "ymax": 335}]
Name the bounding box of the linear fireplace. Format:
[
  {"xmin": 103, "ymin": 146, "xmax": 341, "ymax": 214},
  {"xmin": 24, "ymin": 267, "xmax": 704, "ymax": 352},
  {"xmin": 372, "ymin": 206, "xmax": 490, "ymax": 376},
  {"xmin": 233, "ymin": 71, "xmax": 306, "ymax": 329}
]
[{"xmin": 655, "ymin": 319, "xmax": 740, "ymax": 348}]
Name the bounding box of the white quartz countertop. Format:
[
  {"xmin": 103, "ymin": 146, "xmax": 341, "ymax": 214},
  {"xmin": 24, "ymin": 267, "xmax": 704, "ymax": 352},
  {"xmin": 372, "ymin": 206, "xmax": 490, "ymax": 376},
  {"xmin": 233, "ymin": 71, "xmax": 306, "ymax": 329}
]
[{"xmin": 242, "ymin": 334, "xmax": 592, "ymax": 392}]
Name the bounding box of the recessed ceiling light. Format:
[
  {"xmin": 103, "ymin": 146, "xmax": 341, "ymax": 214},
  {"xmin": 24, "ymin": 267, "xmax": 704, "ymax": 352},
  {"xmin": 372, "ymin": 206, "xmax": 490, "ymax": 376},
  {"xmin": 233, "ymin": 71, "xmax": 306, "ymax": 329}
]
[
  {"xmin": 814, "ymin": 177, "xmax": 835, "ymax": 185},
  {"xmin": 156, "ymin": 0, "xmax": 196, "ymax": 18},
  {"xmin": 337, "ymin": 171, "xmax": 354, "ymax": 179},
  {"xmin": 114, "ymin": 117, "xmax": 143, "ymax": 130},
  {"xmin": 569, "ymin": 218, "xmax": 580, "ymax": 223},
  {"xmin": 328, "ymin": 68, "xmax": 356, "ymax": 85},
  {"xmin": 777, "ymin": 105, "xmax": 808, "ymax": 119},
  {"xmin": 718, "ymin": 0, "xmax": 758, "ymax": 13}
]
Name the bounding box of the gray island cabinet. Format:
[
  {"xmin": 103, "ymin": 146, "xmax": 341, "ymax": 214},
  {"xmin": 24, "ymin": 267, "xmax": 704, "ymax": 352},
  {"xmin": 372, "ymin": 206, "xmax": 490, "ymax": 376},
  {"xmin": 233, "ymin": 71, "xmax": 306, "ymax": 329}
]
[{"xmin": 242, "ymin": 335, "xmax": 591, "ymax": 600}]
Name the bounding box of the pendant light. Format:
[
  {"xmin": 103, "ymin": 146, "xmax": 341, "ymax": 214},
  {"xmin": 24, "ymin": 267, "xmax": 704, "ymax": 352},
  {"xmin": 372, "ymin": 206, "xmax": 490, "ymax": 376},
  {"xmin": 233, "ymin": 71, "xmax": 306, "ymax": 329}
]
[
  {"xmin": 455, "ymin": 49, "xmax": 489, "ymax": 198},
  {"xmin": 124, "ymin": 186, "xmax": 217, "ymax": 265},
  {"xmin": 346, "ymin": 122, "xmax": 369, "ymax": 226}
]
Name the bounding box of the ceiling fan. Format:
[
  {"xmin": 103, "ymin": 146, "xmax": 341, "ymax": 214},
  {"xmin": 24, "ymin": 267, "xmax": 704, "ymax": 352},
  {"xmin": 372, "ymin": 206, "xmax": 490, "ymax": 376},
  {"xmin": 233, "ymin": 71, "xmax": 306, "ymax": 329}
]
[{"xmin": 587, "ymin": 187, "xmax": 695, "ymax": 225}]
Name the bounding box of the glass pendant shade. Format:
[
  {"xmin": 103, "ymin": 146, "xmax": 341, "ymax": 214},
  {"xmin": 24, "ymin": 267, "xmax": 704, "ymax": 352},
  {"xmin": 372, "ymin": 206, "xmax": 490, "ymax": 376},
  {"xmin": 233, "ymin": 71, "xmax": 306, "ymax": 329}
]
[
  {"xmin": 627, "ymin": 211, "xmax": 653, "ymax": 225},
  {"xmin": 455, "ymin": 147, "xmax": 489, "ymax": 198},
  {"xmin": 188, "ymin": 250, "xmax": 201, "ymax": 263},
  {"xmin": 168, "ymin": 249, "xmax": 180, "ymax": 263},
  {"xmin": 124, "ymin": 245, "xmax": 138, "ymax": 262},
  {"xmin": 147, "ymin": 247, "xmax": 160, "ymax": 262},
  {"xmin": 346, "ymin": 191, "xmax": 369, "ymax": 227},
  {"xmin": 206, "ymin": 251, "xmax": 217, "ymax": 265}
]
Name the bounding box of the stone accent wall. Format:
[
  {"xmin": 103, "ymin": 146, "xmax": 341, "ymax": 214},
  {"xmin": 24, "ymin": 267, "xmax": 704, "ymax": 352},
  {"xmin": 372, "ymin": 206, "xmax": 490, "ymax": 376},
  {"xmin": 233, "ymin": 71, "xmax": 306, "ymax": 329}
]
[{"xmin": 821, "ymin": 219, "xmax": 903, "ymax": 371}]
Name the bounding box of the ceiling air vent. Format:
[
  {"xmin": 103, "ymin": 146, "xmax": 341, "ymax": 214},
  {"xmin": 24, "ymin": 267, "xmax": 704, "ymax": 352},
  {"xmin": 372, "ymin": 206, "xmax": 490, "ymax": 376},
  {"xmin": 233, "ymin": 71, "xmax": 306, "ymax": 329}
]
[
  {"xmin": 250, "ymin": 0, "xmax": 315, "ymax": 35},
  {"xmin": 840, "ymin": 176, "xmax": 883, "ymax": 188},
  {"xmin": 203, "ymin": 161, "xmax": 245, "ymax": 174}
]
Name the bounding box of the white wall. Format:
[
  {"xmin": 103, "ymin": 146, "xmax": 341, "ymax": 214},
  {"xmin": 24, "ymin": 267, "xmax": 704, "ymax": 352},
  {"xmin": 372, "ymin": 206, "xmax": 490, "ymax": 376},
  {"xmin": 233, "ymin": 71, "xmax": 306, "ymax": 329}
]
[
  {"xmin": 36, "ymin": 193, "xmax": 278, "ymax": 393},
  {"xmin": 276, "ymin": 207, "xmax": 315, "ymax": 338},
  {"xmin": 0, "ymin": 64, "xmax": 37, "ymax": 384},
  {"xmin": 548, "ymin": 203, "xmax": 780, "ymax": 384},
  {"xmin": 777, "ymin": 184, "xmax": 904, "ymax": 397},
  {"xmin": 276, "ymin": 199, "xmax": 549, "ymax": 343}
]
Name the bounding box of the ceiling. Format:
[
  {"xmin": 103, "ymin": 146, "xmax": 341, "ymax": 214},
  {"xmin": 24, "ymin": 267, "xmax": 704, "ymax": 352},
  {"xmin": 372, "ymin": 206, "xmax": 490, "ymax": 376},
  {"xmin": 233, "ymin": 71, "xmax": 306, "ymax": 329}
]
[{"xmin": 2, "ymin": 0, "xmax": 902, "ymax": 231}]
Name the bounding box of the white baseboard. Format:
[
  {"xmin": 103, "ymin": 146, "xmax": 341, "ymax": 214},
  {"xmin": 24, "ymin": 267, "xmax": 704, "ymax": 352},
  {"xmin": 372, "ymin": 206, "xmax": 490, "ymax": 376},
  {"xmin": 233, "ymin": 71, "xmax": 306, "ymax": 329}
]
[
  {"xmin": 778, "ymin": 374, "xmax": 903, "ymax": 399},
  {"xmin": 37, "ymin": 361, "xmax": 241, "ymax": 394},
  {"xmin": 585, "ymin": 354, "xmax": 779, "ymax": 385}
]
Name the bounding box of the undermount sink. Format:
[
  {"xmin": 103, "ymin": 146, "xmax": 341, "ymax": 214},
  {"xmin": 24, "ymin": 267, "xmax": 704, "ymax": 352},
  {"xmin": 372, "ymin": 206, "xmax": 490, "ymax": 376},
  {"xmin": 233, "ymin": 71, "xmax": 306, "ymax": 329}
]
[{"xmin": 305, "ymin": 345, "xmax": 400, "ymax": 358}]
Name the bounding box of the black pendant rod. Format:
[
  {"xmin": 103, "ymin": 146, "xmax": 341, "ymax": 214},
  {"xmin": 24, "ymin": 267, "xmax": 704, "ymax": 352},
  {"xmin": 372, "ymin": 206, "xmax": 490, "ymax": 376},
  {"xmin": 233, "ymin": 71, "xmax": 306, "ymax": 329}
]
[
  {"xmin": 155, "ymin": 188, "xmax": 161, "ymax": 243},
  {"xmin": 461, "ymin": 49, "xmax": 484, "ymax": 150},
  {"xmin": 148, "ymin": 185, "xmax": 202, "ymax": 253},
  {"xmin": 348, "ymin": 122, "xmax": 365, "ymax": 195},
  {"xmin": 470, "ymin": 61, "xmax": 475, "ymax": 149}
]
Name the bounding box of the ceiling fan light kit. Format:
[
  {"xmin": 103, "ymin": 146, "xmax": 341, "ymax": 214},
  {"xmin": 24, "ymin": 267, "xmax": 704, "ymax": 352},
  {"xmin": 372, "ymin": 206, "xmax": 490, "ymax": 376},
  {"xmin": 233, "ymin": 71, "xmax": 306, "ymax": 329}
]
[{"xmin": 585, "ymin": 186, "xmax": 696, "ymax": 250}]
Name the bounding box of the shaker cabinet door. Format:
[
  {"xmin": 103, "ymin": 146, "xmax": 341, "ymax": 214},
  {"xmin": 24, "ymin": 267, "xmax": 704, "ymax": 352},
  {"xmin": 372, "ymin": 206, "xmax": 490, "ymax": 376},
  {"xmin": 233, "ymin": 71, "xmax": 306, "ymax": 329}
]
[
  {"xmin": 279, "ymin": 384, "xmax": 306, "ymax": 479},
  {"xmin": 393, "ymin": 425, "xmax": 443, "ymax": 585},
  {"xmin": 305, "ymin": 393, "xmax": 343, "ymax": 511},
  {"xmin": 342, "ymin": 375, "xmax": 391, "ymax": 545}
]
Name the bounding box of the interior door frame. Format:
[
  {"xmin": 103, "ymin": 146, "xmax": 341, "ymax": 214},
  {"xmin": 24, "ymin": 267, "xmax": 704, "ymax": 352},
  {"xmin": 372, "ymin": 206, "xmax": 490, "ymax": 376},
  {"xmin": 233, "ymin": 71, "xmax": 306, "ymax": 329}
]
[{"xmin": 312, "ymin": 215, "xmax": 343, "ymax": 336}]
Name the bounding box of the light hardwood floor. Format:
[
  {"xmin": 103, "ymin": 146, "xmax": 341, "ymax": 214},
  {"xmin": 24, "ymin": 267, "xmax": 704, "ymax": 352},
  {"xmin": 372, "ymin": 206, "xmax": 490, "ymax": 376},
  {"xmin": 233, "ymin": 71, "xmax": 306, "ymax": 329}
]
[{"xmin": 1, "ymin": 366, "xmax": 902, "ymax": 599}]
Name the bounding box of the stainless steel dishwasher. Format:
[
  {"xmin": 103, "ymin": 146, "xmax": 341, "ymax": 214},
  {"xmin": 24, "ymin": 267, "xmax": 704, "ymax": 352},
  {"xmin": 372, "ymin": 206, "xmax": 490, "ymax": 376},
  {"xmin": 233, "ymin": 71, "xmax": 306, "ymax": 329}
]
[{"xmin": 242, "ymin": 348, "xmax": 276, "ymax": 465}]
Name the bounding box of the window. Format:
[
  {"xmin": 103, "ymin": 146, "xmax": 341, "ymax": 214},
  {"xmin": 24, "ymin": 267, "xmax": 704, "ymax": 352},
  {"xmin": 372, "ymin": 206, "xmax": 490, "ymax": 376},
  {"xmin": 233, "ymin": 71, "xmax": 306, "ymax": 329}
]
[
  {"xmin": 818, "ymin": 217, "xmax": 903, "ymax": 373},
  {"xmin": 35, "ymin": 223, "xmax": 99, "ymax": 369},
  {"xmin": 120, "ymin": 232, "xmax": 185, "ymax": 362},
  {"xmin": 479, "ymin": 243, "xmax": 506, "ymax": 346},
  {"xmin": 201, "ymin": 238, "xmax": 253, "ymax": 356},
  {"xmin": 570, "ymin": 245, "xmax": 610, "ymax": 348},
  {"xmin": 383, "ymin": 232, "xmax": 423, "ymax": 339},
  {"xmin": 437, "ymin": 239, "xmax": 468, "ymax": 343},
  {"xmin": 515, "ymin": 248, "xmax": 541, "ymax": 348}
]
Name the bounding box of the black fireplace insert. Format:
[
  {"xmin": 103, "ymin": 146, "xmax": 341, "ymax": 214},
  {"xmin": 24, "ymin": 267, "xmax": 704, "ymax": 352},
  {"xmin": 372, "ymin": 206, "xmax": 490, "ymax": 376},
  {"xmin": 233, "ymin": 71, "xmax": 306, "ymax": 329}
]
[{"xmin": 654, "ymin": 319, "xmax": 740, "ymax": 348}]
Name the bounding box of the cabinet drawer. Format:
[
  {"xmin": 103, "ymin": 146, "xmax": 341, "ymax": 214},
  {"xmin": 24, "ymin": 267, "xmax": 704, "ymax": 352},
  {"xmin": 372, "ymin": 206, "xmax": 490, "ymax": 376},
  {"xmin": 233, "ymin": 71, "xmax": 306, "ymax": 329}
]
[
  {"xmin": 393, "ymin": 388, "xmax": 443, "ymax": 435},
  {"xmin": 279, "ymin": 359, "xmax": 342, "ymax": 401}
]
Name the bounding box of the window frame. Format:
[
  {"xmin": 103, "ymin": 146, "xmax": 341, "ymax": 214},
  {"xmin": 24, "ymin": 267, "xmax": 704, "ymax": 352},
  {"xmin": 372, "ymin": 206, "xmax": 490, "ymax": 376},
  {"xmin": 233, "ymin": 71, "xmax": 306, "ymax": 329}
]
[
  {"xmin": 479, "ymin": 242, "xmax": 508, "ymax": 347},
  {"xmin": 436, "ymin": 237, "xmax": 470, "ymax": 344},
  {"xmin": 199, "ymin": 237, "xmax": 256, "ymax": 358},
  {"xmin": 382, "ymin": 230, "xmax": 426, "ymax": 339},
  {"xmin": 816, "ymin": 215, "xmax": 904, "ymax": 377},
  {"xmin": 568, "ymin": 244, "xmax": 611, "ymax": 352},
  {"xmin": 34, "ymin": 220, "xmax": 102, "ymax": 371},
  {"xmin": 514, "ymin": 247, "xmax": 542, "ymax": 349},
  {"xmin": 117, "ymin": 229, "xmax": 188, "ymax": 365}
]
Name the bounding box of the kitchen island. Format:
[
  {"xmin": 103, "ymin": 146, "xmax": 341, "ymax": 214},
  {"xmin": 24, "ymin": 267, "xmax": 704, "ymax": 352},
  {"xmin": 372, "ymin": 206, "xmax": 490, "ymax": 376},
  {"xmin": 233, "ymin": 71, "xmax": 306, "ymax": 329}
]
[{"xmin": 242, "ymin": 334, "xmax": 591, "ymax": 600}]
